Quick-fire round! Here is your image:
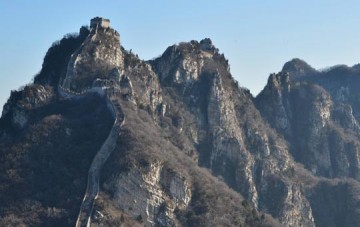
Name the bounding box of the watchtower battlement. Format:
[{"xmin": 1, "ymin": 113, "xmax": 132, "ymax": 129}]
[{"xmin": 90, "ymin": 17, "xmax": 110, "ymax": 28}]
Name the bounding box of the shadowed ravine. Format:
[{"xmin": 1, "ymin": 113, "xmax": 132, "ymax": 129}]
[
  {"xmin": 58, "ymin": 85, "xmax": 124, "ymax": 227},
  {"xmin": 77, "ymin": 95, "xmax": 123, "ymax": 227},
  {"xmin": 4, "ymin": 17, "xmax": 360, "ymax": 227},
  {"xmin": 59, "ymin": 37, "xmax": 125, "ymax": 226}
]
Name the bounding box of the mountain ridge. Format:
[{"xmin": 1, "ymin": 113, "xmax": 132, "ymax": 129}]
[{"xmin": 1, "ymin": 18, "xmax": 360, "ymax": 227}]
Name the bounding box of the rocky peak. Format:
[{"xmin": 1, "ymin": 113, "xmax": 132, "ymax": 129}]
[
  {"xmin": 4, "ymin": 17, "xmax": 360, "ymax": 227},
  {"xmin": 199, "ymin": 38, "xmax": 217, "ymax": 52},
  {"xmin": 0, "ymin": 85, "xmax": 54, "ymax": 131},
  {"xmin": 62, "ymin": 21, "xmax": 123, "ymax": 91},
  {"xmin": 255, "ymin": 72, "xmax": 292, "ymax": 137},
  {"xmin": 267, "ymin": 72, "xmax": 291, "ymax": 92},
  {"xmin": 150, "ymin": 38, "xmax": 228, "ymax": 85},
  {"xmin": 257, "ymin": 65, "xmax": 360, "ymax": 181},
  {"xmin": 282, "ymin": 58, "xmax": 317, "ymax": 77}
]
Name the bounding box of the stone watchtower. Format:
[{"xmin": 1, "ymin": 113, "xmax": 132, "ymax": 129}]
[{"xmin": 90, "ymin": 17, "xmax": 110, "ymax": 28}]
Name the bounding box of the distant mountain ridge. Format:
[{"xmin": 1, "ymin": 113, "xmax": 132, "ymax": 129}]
[{"xmin": 1, "ymin": 18, "xmax": 360, "ymax": 227}]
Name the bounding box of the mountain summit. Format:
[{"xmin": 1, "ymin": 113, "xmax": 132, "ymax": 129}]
[
  {"xmin": 1, "ymin": 17, "xmax": 360, "ymax": 227},
  {"xmin": 281, "ymin": 58, "xmax": 317, "ymax": 77}
]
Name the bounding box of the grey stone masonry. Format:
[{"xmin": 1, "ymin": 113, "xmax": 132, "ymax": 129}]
[{"xmin": 90, "ymin": 17, "xmax": 110, "ymax": 28}]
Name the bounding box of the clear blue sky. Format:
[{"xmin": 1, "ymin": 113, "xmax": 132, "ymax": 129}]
[{"xmin": 1, "ymin": 0, "xmax": 360, "ymax": 113}]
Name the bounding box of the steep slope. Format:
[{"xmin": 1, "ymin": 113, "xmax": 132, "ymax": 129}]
[
  {"xmin": 150, "ymin": 39, "xmax": 315, "ymax": 226},
  {"xmin": 88, "ymin": 38, "xmax": 277, "ymax": 226},
  {"xmin": 256, "ymin": 60, "xmax": 360, "ymax": 226},
  {"xmin": 0, "ymin": 91, "xmax": 113, "ymax": 226},
  {"xmin": 33, "ymin": 26, "xmax": 90, "ymax": 87},
  {"xmin": 256, "ymin": 61, "xmax": 360, "ymax": 180},
  {"xmin": 0, "ymin": 19, "xmax": 278, "ymax": 227},
  {"xmin": 2, "ymin": 18, "xmax": 360, "ymax": 227}
]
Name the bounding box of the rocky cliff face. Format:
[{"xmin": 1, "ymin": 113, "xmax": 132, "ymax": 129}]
[
  {"xmin": 256, "ymin": 60, "xmax": 360, "ymax": 226},
  {"xmin": 63, "ymin": 26, "xmax": 123, "ymax": 91},
  {"xmin": 1, "ymin": 20, "xmax": 360, "ymax": 227},
  {"xmin": 256, "ymin": 60, "xmax": 360, "ymax": 181},
  {"xmin": 151, "ymin": 40, "xmax": 316, "ymax": 226}
]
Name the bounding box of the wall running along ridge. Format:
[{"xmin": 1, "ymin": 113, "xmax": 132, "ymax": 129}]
[{"xmin": 59, "ymin": 58, "xmax": 124, "ymax": 227}]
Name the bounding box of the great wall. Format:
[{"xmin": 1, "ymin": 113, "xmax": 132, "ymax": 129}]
[{"xmin": 57, "ymin": 17, "xmax": 125, "ymax": 227}]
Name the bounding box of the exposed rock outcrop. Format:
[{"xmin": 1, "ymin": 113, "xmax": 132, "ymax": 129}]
[
  {"xmin": 63, "ymin": 25, "xmax": 123, "ymax": 92},
  {"xmin": 2, "ymin": 18, "xmax": 360, "ymax": 227},
  {"xmin": 151, "ymin": 39, "xmax": 314, "ymax": 226},
  {"xmin": 103, "ymin": 162, "xmax": 191, "ymax": 226},
  {"xmin": 1, "ymin": 85, "xmax": 54, "ymax": 130},
  {"xmin": 256, "ymin": 61, "xmax": 360, "ymax": 181}
]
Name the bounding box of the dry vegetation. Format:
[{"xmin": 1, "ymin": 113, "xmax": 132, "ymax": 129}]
[
  {"xmin": 0, "ymin": 94, "xmax": 113, "ymax": 226},
  {"xmin": 98, "ymin": 96, "xmax": 280, "ymax": 226}
]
